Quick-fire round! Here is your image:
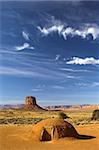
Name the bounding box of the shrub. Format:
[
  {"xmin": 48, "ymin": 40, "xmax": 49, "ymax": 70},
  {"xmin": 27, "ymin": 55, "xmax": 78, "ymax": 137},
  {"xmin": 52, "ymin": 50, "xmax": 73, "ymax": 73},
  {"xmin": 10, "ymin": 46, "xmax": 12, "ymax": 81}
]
[
  {"xmin": 58, "ymin": 112, "xmax": 70, "ymax": 119},
  {"xmin": 91, "ymin": 109, "xmax": 99, "ymax": 120},
  {"xmin": 0, "ymin": 118, "xmax": 43, "ymax": 124}
]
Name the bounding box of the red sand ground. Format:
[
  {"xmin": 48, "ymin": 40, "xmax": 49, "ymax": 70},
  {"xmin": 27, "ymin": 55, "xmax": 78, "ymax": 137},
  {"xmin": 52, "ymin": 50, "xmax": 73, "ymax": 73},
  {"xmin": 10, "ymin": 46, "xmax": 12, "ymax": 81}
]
[{"xmin": 0, "ymin": 124, "xmax": 99, "ymax": 150}]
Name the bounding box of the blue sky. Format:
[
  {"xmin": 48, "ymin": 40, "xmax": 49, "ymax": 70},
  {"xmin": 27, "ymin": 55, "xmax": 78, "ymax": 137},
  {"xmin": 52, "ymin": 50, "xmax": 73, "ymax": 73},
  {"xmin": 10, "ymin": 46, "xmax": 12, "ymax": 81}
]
[{"xmin": 0, "ymin": 1, "xmax": 99, "ymax": 105}]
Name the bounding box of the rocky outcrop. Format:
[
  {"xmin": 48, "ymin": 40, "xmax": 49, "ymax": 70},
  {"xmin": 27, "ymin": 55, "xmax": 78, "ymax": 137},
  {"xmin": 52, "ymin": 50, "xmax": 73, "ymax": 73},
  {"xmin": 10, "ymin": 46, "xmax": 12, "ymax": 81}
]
[{"xmin": 24, "ymin": 96, "xmax": 45, "ymax": 111}]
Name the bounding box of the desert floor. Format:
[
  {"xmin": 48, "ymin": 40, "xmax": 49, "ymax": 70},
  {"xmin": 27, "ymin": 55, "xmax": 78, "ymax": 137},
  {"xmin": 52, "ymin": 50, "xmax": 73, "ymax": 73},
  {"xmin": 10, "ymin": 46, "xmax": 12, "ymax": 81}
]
[{"xmin": 0, "ymin": 124, "xmax": 99, "ymax": 150}]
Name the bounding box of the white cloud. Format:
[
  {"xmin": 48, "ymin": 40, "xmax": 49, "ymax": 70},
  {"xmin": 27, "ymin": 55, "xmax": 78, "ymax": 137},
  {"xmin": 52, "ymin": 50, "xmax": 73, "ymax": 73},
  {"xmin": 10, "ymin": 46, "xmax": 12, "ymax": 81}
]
[
  {"xmin": 91, "ymin": 82, "xmax": 99, "ymax": 87},
  {"xmin": 31, "ymin": 84, "xmax": 46, "ymax": 92},
  {"xmin": 0, "ymin": 66, "xmax": 40, "ymax": 77},
  {"xmin": 15, "ymin": 43, "xmax": 34, "ymax": 51},
  {"xmin": 52, "ymin": 85, "xmax": 65, "ymax": 89},
  {"xmin": 60, "ymin": 68, "xmax": 89, "ymax": 72},
  {"xmin": 38, "ymin": 24, "xmax": 99, "ymax": 40},
  {"xmin": 63, "ymin": 58, "xmax": 66, "ymax": 61},
  {"xmin": 0, "ymin": 65, "xmax": 76, "ymax": 79},
  {"xmin": 77, "ymin": 82, "xmax": 99, "ymax": 87},
  {"xmin": 66, "ymin": 57, "xmax": 99, "ymax": 65},
  {"xmin": 67, "ymin": 75, "xmax": 75, "ymax": 79},
  {"xmin": 22, "ymin": 31, "xmax": 29, "ymax": 40},
  {"xmin": 29, "ymin": 46, "xmax": 34, "ymax": 50},
  {"xmin": 62, "ymin": 27, "xmax": 74, "ymax": 39},
  {"xmin": 31, "ymin": 88, "xmax": 43, "ymax": 92},
  {"xmin": 55, "ymin": 54, "xmax": 60, "ymax": 61},
  {"xmin": 37, "ymin": 25, "xmax": 64, "ymax": 36},
  {"xmin": 74, "ymin": 26, "xmax": 99, "ymax": 40},
  {"xmin": 77, "ymin": 83, "xmax": 89, "ymax": 87},
  {"xmin": 15, "ymin": 43, "xmax": 30, "ymax": 51}
]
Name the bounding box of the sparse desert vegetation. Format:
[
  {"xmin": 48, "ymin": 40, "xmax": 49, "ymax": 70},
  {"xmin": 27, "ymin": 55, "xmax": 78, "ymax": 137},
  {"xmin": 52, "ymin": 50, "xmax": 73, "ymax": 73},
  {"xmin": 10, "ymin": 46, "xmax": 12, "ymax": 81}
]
[
  {"xmin": 0, "ymin": 102, "xmax": 99, "ymax": 150},
  {"xmin": 58, "ymin": 112, "xmax": 70, "ymax": 119},
  {"xmin": 0, "ymin": 109, "xmax": 99, "ymax": 125},
  {"xmin": 0, "ymin": 97, "xmax": 98, "ymax": 150}
]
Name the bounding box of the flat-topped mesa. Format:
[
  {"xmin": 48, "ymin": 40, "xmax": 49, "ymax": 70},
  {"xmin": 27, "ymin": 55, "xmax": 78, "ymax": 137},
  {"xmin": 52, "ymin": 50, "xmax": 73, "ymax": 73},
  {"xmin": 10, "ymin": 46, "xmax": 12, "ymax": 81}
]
[
  {"xmin": 25, "ymin": 96, "xmax": 37, "ymax": 106},
  {"xmin": 24, "ymin": 96, "xmax": 45, "ymax": 111}
]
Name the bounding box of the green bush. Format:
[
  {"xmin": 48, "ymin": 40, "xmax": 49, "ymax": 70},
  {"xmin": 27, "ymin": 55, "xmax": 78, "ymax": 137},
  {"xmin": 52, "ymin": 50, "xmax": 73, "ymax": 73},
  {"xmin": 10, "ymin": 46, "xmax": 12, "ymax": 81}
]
[
  {"xmin": 0, "ymin": 118, "xmax": 43, "ymax": 124},
  {"xmin": 91, "ymin": 109, "xmax": 99, "ymax": 120},
  {"xmin": 58, "ymin": 112, "xmax": 69, "ymax": 119}
]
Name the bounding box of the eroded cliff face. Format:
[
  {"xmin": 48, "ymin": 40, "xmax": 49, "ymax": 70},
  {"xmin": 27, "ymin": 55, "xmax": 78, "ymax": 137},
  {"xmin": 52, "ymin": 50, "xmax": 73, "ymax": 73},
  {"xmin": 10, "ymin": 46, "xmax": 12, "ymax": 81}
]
[
  {"xmin": 24, "ymin": 96, "xmax": 45, "ymax": 111},
  {"xmin": 25, "ymin": 96, "xmax": 37, "ymax": 106}
]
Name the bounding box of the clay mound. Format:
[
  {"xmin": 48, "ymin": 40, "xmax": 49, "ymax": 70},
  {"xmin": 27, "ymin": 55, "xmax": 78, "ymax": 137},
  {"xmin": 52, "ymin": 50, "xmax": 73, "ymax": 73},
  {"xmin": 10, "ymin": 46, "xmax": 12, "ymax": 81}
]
[
  {"xmin": 24, "ymin": 96, "xmax": 46, "ymax": 111},
  {"xmin": 32, "ymin": 118, "xmax": 79, "ymax": 141}
]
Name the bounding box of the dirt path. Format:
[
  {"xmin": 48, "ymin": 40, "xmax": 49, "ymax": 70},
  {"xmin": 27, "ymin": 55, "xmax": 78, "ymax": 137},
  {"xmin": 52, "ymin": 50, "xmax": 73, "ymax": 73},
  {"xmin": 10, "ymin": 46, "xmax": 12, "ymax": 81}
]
[{"xmin": 0, "ymin": 124, "xmax": 99, "ymax": 150}]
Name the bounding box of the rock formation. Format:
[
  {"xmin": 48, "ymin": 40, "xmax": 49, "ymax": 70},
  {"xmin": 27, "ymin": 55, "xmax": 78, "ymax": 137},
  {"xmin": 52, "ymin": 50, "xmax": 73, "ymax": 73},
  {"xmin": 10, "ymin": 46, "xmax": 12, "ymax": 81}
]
[{"xmin": 24, "ymin": 96, "xmax": 45, "ymax": 111}]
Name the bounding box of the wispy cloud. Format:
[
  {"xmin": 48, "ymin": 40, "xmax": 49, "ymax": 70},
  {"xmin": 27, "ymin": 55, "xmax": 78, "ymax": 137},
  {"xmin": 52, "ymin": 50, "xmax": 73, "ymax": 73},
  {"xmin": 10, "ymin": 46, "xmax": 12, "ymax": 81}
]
[
  {"xmin": 0, "ymin": 66, "xmax": 42, "ymax": 77},
  {"xmin": 77, "ymin": 82, "xmax": 99, "ymax": 87},
  {"xmin": 66, "ymin": 75, "xmax": 76, "ymax": 79},
  {"xmin": 22, "ymin": 31, "xmax": 29, "ymax": 40},
  {"xmin": 55, "ymin": 54, "xmax": 60, "ymax": 61},
  {"xmin": 52, "ymin": 85, "xmax": 65, "ymax": 90},
  {"xmin": 15, "ymin": 43, "xmax": 34, "ymax": 51},
  {"xmin": 38, "ymin": 24, "xmax": 99, "ymax": 40},
  {"xmin": 60, "ymin": 68, "xmax": 90, "ymax": 72},
  {"xmin": 15, "ymin": 43, "xmax": 29, "ymax": 51},
  {"xmin": 91, "ymin": 82, "xmax": 99, "ymax": 87},
  {"xmin": 31, "ymin": 88, "xmax": 43, "ymax": 92},
  {"xmin": 37, "ymin": 25, "xmax": 64, "ymax": 36},
  {"xmin": 66, "ymin": 57, "xmax": 99, "ymax": 65},
  {"xmin": 0, "ymin": 64, "xmax": 77, "ymax": 79},
  {"xmin": 31, "ymin": 84, "xmax": 46, "ymax": 92}
]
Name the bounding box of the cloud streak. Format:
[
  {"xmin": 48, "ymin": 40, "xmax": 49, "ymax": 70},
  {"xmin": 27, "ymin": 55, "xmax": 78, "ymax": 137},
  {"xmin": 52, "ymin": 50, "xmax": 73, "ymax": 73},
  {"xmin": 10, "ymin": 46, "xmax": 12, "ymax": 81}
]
[
  {"xmin": 55, "ymin": 54, "xmax": 60, "ymax": 61},
  {"xmin": 0, "ymin": 66, "xmax": 42, "ymax": 77},
  {"xmin": 92, "ymin": 82, "xmax": 99, "ymax": 87},
  {"xmin": 60, "ymin": 68, "xmax": 90, "ymax": 72},
  {"xmin": 15, "ymin": 43, "xmax": 34, "ymax": 51},
  {"xmin": 38, "ymin": 24, "xmax": 99, "ymax": 40},
  {"xmin": 22, "ymin": 31, "xmax": 29, "ymax": 40},
  {"xmin": 66, "ymin": 57, "xmax": 99, "ymax": 65},
  {"xmin": 31, "ymin": 88, "xmax": 43, "ymax": 92},
  {"xmin": 52, "ymin": 85, "xmax": 65, "ymax": 90},
  {"xmin": 77, "ymin": 82, "xmax": 99, "ymax": 87},
  {"xmin": 0, "ymin": 63, "xmax": 77, "ymax": 80},
  {"xmin": 31, "ymin": 84, "xmax": 46, "ymax": 92}
]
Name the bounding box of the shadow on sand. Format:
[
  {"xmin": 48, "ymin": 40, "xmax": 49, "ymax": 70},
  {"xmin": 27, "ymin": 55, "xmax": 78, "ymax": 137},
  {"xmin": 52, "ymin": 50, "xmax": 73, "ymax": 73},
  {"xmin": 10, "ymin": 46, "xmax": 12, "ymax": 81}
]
[{"xmin": 77, "ymin": 134, "xmax": 96, "ymax": 140}]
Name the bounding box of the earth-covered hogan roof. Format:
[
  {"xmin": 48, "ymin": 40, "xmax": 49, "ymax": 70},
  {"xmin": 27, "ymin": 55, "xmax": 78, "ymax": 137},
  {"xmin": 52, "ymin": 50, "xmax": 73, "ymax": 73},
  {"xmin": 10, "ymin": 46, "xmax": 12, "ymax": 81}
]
[
  {"xmin": 32, "ymin": 118, "xmax": 96, "ymax": 142},
  {"xmin": 32, "ymin": 118, "xmax": 79, "ymax": 141}
]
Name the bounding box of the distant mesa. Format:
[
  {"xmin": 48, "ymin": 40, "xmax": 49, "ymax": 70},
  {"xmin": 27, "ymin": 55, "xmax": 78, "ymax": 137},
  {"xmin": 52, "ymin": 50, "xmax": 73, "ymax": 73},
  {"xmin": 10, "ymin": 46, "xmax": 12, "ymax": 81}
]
[{"xmin": 24, "ymin": 96, "xmax": 46, "ymax": 111}]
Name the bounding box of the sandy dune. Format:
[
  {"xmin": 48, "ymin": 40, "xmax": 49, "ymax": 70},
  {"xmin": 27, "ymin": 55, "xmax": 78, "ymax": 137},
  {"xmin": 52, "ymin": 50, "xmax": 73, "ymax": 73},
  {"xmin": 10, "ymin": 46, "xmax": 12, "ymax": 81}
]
[{"xmin": 0, "ymin": 124, "xmax": 99, "ymax": 150}]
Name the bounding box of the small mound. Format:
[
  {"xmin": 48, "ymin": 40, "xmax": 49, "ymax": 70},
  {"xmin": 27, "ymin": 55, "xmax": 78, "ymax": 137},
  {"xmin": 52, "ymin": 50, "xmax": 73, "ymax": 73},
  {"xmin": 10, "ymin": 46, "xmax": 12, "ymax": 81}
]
[{"xmin": 32, "ymin": 118, "xmax": 79, "ymax": 141}]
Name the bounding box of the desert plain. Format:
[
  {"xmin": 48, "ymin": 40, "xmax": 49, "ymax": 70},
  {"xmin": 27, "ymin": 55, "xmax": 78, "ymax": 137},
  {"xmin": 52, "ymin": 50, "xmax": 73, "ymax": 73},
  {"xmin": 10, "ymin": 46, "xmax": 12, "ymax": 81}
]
[{"xmin": 0, "ymin": 108, "xmax": 99, "ymax": 150}]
